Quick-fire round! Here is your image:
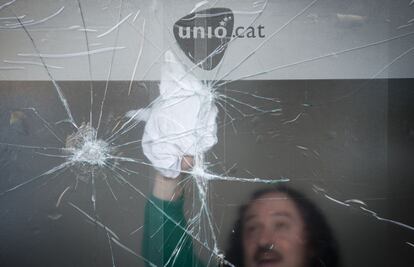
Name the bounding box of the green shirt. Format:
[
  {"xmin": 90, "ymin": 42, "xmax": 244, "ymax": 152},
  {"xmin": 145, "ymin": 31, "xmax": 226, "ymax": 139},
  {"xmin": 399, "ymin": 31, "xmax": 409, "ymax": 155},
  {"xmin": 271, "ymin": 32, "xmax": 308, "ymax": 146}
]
[{"xmin": 142, "ymin": 195, "xmax": 206, "ymax": 267}]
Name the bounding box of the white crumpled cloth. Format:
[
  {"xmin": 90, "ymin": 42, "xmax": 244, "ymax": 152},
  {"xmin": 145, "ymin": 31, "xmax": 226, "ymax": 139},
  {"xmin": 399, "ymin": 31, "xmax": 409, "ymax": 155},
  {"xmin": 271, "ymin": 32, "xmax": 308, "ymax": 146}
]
[{"xmin": 127, "ymin": 51, "xmax": 218, "ymax": 178}]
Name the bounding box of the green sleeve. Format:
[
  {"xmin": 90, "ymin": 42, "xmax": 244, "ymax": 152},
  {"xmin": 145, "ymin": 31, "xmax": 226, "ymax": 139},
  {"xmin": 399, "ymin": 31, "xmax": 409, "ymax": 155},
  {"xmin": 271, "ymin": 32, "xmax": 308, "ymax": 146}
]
[{"xmin": 142, "ymin": 195, "xmax": 206, "ymax": 267}]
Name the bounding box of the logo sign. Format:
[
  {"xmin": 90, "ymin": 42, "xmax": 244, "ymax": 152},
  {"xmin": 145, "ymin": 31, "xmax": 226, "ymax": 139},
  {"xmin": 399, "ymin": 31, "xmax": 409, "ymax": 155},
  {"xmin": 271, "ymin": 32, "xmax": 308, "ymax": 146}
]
[{"xmin": 173, "ymin": 8, "xmax": 234, "ymax": 70}]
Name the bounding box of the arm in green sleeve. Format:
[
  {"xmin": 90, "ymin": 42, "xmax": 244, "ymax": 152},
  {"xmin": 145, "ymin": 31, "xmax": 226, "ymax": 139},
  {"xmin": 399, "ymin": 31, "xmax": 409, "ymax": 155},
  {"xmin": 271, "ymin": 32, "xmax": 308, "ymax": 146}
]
[{"xmin": 142, "ymin": 195, "xmax": 206, "ymax": 267}]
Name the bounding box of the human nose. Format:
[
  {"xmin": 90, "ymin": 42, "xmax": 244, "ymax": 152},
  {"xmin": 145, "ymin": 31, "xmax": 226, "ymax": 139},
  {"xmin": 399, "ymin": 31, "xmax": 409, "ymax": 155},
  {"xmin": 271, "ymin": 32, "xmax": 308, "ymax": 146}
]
[{"xmin": 257, "ymin": 226, "xmax": 275, "ymax": 247}]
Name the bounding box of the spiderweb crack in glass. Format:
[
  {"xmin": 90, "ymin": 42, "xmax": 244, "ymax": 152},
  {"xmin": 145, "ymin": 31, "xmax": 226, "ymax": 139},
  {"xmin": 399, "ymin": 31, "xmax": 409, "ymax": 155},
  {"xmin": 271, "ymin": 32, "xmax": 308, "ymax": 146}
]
[
  {"xmin": 66, "ymin": 123, "xmax": 110, "ymax": 166},
  {"xmin": 0, "ymin": 0, "xmax": 413, "ymax": 266}
]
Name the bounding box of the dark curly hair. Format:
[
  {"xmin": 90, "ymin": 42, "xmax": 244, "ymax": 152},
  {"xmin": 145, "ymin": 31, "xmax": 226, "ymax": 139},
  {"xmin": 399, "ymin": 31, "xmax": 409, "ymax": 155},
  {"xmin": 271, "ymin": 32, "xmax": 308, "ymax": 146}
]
[{"xmin": 224, "ymin": 185, "xmax": 340, "ymax": 267}]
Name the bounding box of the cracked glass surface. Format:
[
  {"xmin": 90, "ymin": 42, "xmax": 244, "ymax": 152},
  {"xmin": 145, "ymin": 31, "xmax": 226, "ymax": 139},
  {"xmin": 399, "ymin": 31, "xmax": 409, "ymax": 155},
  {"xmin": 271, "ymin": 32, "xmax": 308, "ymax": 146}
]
[{"xmin": 0, "ymin": 0, "xmax": 414, "ymax": 266}]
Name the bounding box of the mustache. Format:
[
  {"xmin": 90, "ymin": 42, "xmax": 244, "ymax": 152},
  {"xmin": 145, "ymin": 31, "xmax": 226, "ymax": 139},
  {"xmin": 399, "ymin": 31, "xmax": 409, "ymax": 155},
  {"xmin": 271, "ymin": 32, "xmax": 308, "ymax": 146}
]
[{"xmin": 253, "ymin": 245, "xmax": 283, "ymax": 262}]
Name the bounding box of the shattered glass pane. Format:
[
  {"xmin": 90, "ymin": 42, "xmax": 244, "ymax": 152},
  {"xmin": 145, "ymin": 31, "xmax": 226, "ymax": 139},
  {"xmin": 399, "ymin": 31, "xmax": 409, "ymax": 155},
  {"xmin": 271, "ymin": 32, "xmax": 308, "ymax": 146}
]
[{"xmin": 0, "ymin": 0, "xmax": 413, "ymax": 266}]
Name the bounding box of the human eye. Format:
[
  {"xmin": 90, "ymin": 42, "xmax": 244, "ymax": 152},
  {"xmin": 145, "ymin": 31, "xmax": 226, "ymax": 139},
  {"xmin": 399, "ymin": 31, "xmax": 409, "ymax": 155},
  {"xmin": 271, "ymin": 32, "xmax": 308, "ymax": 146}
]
[
  {"xmin": 273, "ymin": 220, "xmax": 290, "ymax": 231},
  {"xmin": 244, "ymin": 222, "xmax": 260, "ymax": 236},
  {"xmin": 245, "ymin": 224, "xmax": 258, "ymax": 232}
]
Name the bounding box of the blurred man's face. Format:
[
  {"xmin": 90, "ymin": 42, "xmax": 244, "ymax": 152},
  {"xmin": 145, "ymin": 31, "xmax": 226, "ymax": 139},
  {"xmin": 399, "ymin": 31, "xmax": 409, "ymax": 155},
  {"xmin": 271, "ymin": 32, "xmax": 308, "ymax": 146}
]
[{"xmin": 242, "ymin": 192, "xmax": 308, "ymax": 267}]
